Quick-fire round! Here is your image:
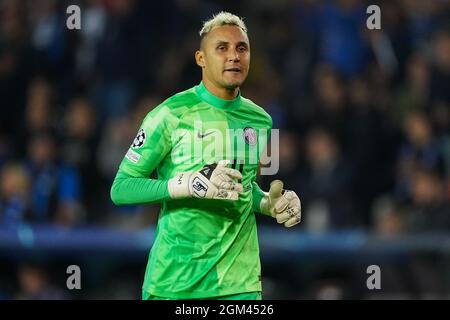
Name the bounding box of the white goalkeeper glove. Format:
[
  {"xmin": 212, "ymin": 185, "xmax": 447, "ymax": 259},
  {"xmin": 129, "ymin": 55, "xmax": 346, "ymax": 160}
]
[
  {"xmin": 168, "ymin": 160, "xmax": 243, "ymax": 201},
  {"xmin": 260, "ymin": 180, "xmax": 301, "ymax": 227}
]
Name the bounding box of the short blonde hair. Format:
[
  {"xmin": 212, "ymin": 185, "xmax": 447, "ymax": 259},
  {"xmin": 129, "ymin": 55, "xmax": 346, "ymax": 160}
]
[{"xmin": 199, "ymin": 11, "xmax": 247, "ymax": 38}]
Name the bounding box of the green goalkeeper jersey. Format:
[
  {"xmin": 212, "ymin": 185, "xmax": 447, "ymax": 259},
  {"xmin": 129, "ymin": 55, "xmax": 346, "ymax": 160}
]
[{"xmin": 111, "ymin": 82, "xmax": 272, "ymax": 299}]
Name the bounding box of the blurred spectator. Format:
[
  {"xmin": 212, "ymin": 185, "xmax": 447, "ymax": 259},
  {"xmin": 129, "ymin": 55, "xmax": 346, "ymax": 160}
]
[
  {"xmin": 428, "ymin": 27, "xmax": 450, "ymax": 136},
  {"xmin": 75, "ymin": 0, "xmax": 107, "ymax": 82},
  {"xmin": 429, "ymin": 27, "xmax": 450, "ymax": 106},
  {"xmin": 90, "ymin": 0, "xmax": 142, "ymax": 121},
  {"xmin": 404, "ymin": 168, "xmax": 450, "ymax": 297},
  {"xmin": 25, "ymin": 133, "xmax": 84, "ymax": 227},
  {"xmin": 395, "ymin": 111, "xmax": 445, "ymax": 202},
  {"xmin": 0, "ymin": 135, "xmax": 11, "ymax": 169},
  {"xmin": 310, "ymin": 0, "xmax": 370, "ymax": 78},
  {"xmin": 0, "ymin": 0, "xmax": 35, "ymax": 137},
  {"xmin": 0, "ymin": 163, "xmax": 30, "ymax": 227},
  {"xmin": 299, "ymin": 128, "xmax": 354, "ymax": 230},
  {"xmin": 371, "ymin": 196, "xmax": 405, "ymax": 238},
  {"xmin": 405, "ymin": 168, "xmax": 450, "ymax": 233},
  {"xmin": 394, "ymin": 54, "xmax": 430, "ymax": 124},
  {"xmin": 60, "ymin": 97, "xmax": 107, "ymax": 223},
  {"xmin": 347, "ymin": 76, "xmax": 397, "ymax": 226},
  {"xmin": 369, "ymin": 0, "xmax": 411, "ymax": 78},
  {"xmin": 402, "ymin": 0, "xmax": 447, "ymax": 48},
  {"xmin": 16, "ymin": 263, "xmax": 69, "ymax": 300},
  {"xmin": 302, "ymin": 64, "xmax": 351, "ymax": 148},
  {"xmin": 60, "ymin": 97, "xmax": 97, "ymax": 169},
  {"xmin": 29, "ymin": 0, "xmax": 77, "ymax": 81},
  {"xmin": 16, "ymin": 77, "xmax": 56, "ymax": 158},
  {"xmin": 313, "ymin": 281, "xmax": 345, "ymax": 300}
]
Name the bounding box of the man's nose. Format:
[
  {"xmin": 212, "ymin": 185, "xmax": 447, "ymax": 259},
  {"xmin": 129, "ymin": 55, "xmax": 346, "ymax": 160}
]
[{"xmin": 228, "ymin": 50, "xmax": 240, "ymax": 62}]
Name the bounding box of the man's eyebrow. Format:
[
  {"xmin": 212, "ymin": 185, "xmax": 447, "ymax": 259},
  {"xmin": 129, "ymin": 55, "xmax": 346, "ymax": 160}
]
[
  {"xmin": 236, "ymin": 41, "xmax": 249, "ymax": 47},
  {"xmin": 214, "ymin": 40, "xmax": 249, "ymax": 47},
  {"xmin": 215, "ymin": 40, "xmax": 229, "ymax": 46}
]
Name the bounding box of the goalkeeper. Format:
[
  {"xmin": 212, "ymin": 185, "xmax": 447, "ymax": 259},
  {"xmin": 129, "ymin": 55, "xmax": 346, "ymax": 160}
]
[{"xmin": 110, "ymin": 11, "xmax": 301, "ymax": 300}]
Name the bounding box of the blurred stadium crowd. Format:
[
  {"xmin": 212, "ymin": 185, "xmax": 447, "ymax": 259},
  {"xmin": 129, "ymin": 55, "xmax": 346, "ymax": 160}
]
[{"xmin": 0, "ymin": 0, "xmax": 450, "ymax": 299}]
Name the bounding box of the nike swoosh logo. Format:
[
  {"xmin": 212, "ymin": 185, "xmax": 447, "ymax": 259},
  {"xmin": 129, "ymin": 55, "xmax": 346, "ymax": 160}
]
[{"xmin": 197, "ymin": 131, "xmax": 214, "ymax": 139}]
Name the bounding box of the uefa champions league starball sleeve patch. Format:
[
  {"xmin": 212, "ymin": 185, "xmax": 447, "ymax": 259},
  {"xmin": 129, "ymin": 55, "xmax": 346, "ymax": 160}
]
[{"xmin": 131, "ymin": 128, "xmax": 146, "ymax": 148}]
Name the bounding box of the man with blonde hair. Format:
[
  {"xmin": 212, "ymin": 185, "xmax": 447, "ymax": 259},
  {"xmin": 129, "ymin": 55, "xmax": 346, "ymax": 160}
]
[{"xmin": 111, "ymin": 11, "xmax": 301, "ymax": 300}]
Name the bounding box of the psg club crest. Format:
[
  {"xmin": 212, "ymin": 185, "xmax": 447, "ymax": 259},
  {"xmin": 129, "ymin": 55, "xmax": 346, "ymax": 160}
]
[
  {"xmin": 131, "ymin": 128, "xmax": 146, "ymax": 148},
  {"xmin": 243, "ymin": 127, "xmax": 257, "ymax": 146}
]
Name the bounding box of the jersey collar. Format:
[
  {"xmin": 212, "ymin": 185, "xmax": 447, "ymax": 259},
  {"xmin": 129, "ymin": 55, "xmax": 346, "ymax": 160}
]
[{"xmin": 195, "ymin": 81, "xmax": 242, "ymax": 110}]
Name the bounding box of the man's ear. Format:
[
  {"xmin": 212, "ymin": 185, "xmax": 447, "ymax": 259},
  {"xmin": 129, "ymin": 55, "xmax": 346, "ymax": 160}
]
[{"xmin": 195, "ymin": 50, "xmax": 205, "ymax": 68}]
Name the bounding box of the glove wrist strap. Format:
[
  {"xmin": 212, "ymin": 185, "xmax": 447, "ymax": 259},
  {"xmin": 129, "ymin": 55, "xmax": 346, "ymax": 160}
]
[{"xmin": 168, "ymin": 173, "xmax": 191, "ymax": 199}]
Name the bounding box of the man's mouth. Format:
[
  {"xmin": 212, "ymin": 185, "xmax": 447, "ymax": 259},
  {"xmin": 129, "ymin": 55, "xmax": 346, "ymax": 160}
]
[{"xmin": 224, "ymin": 67, "xmax": 241, "ymax": 73}]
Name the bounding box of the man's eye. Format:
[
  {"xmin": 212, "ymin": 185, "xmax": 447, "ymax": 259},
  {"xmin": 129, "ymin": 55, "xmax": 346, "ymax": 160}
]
[
  {"xmin": 238, "ymin": 46, "xmax": 247, "ymax": 52},
  {"xmin": 217, "ymin": 46, "xmax": 226, "ymax": 51}
]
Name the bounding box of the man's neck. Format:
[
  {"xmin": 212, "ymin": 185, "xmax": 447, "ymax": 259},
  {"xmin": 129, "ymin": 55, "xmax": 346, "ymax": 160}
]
[{"xmin": 203, "ymin": 78, "xmax": 239, "ymax": 100}]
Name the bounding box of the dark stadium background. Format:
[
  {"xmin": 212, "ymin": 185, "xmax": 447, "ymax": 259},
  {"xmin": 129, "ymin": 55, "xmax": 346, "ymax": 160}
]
[{"xmin": 0, "ymin": 0, "xmax": 449, "ymax": 299}]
